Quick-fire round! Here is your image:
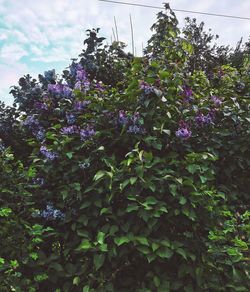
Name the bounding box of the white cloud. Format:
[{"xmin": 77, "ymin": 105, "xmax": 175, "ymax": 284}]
[
  {"xmin": 0, "ymin": 0, "xmax": 249, "ymax": 105},
  {"xmin": 0, "ymin": 43, "xmax": 28, "ymax": 62}
]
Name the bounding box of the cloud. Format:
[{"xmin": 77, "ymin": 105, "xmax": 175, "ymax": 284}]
[
  {"xmin": 0, "ymin": 0, "xmax": 249, "ymax": 105},
  {"xmin": 0, "ymin": 43, "xmax": 28, "ymax": 62}
]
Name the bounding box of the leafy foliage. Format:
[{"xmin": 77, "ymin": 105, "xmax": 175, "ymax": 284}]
[{"xmin": 0, "ymin": 4, "xmax": 249, "ymax": 291}]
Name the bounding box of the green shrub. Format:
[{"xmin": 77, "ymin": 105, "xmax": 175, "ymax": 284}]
[{"xmin": 0, "ymin": 4, "xmax": 249, "ymax": 291}]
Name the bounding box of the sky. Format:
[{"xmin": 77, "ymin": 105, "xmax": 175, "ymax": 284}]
[{"xmin": 0, "ymin": 0, "xmax": 249, "ymax": 105}]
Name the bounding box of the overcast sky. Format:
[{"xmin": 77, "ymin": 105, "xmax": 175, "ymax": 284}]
[{"xmin": 0, "ymin": 0, "xmax": 249, "ymax": 105}]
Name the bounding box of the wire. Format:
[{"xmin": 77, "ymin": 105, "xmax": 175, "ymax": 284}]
[{"xmin": 98, "ymin": 0, "xmax": 250, "ymax": 21}]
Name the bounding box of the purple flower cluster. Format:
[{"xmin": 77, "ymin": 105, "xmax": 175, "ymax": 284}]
[
  {"xmin": 118, "ymin": 110, "xmax": 129, "ymax": 125},
  {"xmin": 176, "ymin": 121, "xmax": 192, "ymax": 140},
  {"xmin": 211, "ymin": 95, "xmax": 222, "ymax": 107},
  {"xmin": 69, "ymin": 62, "xmax": 83, "ymax": 77},
  {"xmin": 74, "ymin": 68, "xmax": 90, "ymax": 91},
  {"xmin": 38, "ymin": 203, "xmax": 65, "ymax": 220},
  {"xmin": 117, "ymin": 111, "xmax": 145, "ymax": 134},
  {"xmin": 35, "ymin": 128, "xmax": 46, "ymax": 141},
  {"xmin": 73, "ymin": 100, "xmax": 90, "ymax": 112},
  {"xmin": 181, "ymin": 85, "xmax": 193, "ymax": 102},
  {"xmin": 139, "ymin": 81, "xmax": 155, "ymax": 95},
  {"xmin": 32, "ymin": 177, "xmax": 45, "ymax": 186},
  {"xmin": 40, "ymin": 145, "xmax": 58, "ymax": 161},
  {"xmin": 44, "ymin": 69, "xmax": 56, "ymax": 82},
  {"xmin": 80, "ymin": 125, "xmax": 95, "ymax": 141},
  {"xmin": 23, "ymin": 115, "xmax": 45, "ymax": 141},
  {"xmin": 66, "ymin": 112, "xmax": 76, "ymax": 125},
  {"xmin": 195, "ymin": 111, "xmax": 215, "ymax": 127},
  {"xmin": 95, "ymin": 82, "xmax": 105, "ymax": 91},
  {"xmin": 60, "ymin": 125, "xmax": 79, "ymax": 135},
  {"xmin": 34, "ymin": 101, "xmax": 48, "ymax": 111},
  {"xmin": 23, "ymin": 115, "xmax": 39, "ymax": 128},
  {"xmin": 79, "ymin": 162, "xmax": 90, "ymax": 169},
  {"xmin": 48, "ymin": 83, "xmax": 72, "ymax": 98}
]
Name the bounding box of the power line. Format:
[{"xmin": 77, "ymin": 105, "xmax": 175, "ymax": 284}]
[{"xmin": 98, "ymin": 0, "xmax": 250, "ymax": 21}]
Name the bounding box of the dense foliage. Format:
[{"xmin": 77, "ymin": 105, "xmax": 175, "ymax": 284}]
[{"xmin": 0, "ymin": 4, "xmax": 249, "ymax": 291}]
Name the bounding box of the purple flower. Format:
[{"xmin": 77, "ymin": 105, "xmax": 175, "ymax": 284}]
[
  {"xmin": 73, "ymin": 100, "xmax": 90, "ymax": 111},
  {"xmin": 44, "ymin": 69, "xmax": 56, "ymax": 82},
  {"xmin": 79, "ymin": 125, "xmax": 95, "ymax": 141},
  {"xmin": 195, "ymin": 111, "xmax": 215, "ymax": 127},
  {"xmin": 76, "ymin": 69, "xmax": 87, "ymax": 81},
  {"xmin": 34, "ymin": 101, "xmax": 48, "ymax": 111},
  {"xmin": 95, "ymin": 82, "xmax": 105, "ymax": 91},
  {"xmin": 69, "ymin": 62, "xmax": 83, "ymax": 77},
  {"xmin": 34, "ymin": 128, "xmax": 45, "ymax": 141},
  {"xmin": 66, "ymin": 112, "xmax": 76, "ymax": 125},
  {"xmin": 40, "ymin": 145, "xmax": 58, "ymax": 161},
  {"xmin": 139, "ymin": 81, "xmax": 155, "ymax": 95},
  {"xmin": 181, "ymin": 86, "xmax": 193, "ymax": 103},
  {"xmin": 176, "ymin": 128, "xmax": 192, "ymax": 139},
  {"xmin": 32, "ymin": 177, "xmax": 45, "ymax": 186},
  {"xmin": 38, "ymin": 203, "xmax": 65, "ymax": 220},
  {"xmin": 118, "ymin": 110, "xmax": 129, "ymax": 125},
  {"xmin": 79, "ymin": 162, "xmax": 90, "ymax": 169},
  {"xmin": 127, "ymin": 125, "xmax": 144, "ymax": 134},
  {"xmin": 211, "ymin": 95, "xmax": 222, "ymax": 107},
  {"xmin": 48, "ymin": 83, "xmax": 72, "ymax": 98},
  {"xmin": 60, "ymin": 125, "xmax": 79, "ymax": 135},
  {"xmin": 176, "ymin": 121, "xmax": 192, "ymax": 139},
  {"xmin": 23, "ymin": 115, "xmax": 39, "ymax": 128}
]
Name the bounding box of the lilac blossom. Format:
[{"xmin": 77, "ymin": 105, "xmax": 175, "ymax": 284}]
[
  {"xmin": 139, "ymin": 81, "xmax": 155, "ymax": 95},
  {"xmin": 32, "ymin": 177, "xmax": 45, "ymax": 186},
  {"xmin": 69, "ymin": 62, "xmax": 83, "ymax": 77},
  {"xmin": 79, "ymin": 126, "xmax": 95, "ymax": 141},
  {"xmin": 95, "ymin": 82, "xmax": 105, "ymax": 91},
  {"xmin": 40, "ymin": 146, "xmax": 58, "ymax": 161},
  {"xmin": 48, "ymin": 83, "xmax": 72, "ymax": 98},
  {"xmin": 118, "ymin": 110, "xmax": 129, "ymax": 125},
  {"xmin": 38, "ymin": 203, "xmax": 65, "ymax": 220},
  {"xmin": 44, "ymin": 69, "xmax": 56, "ymax": 82},
  {"xmin": 73, "ymin": 100, "xmax": 90, "ymax": 111},
  {"xmin": 176, "ymin": 121, "xmax": 192, "ymax": 140},
  {"xmin": 60, "ymin": 125, "xmax": 79, "ymax": 135},
  {"xmin": 66, "ymin": 112, "xmax": 76, "ymax": 125},
  {"xmin": 127, "ymin": 125, "xmax": 145, "ymax": 134},
  {"xmin": 181, "ymin": 86, "xmax": 193, "ymax": 102},
  {"xmin": 79, "ymin": 162, "xmax": 90, "ymax": 169},
  {"xmin": 195, "ymin": 111, "xmax": 215, "ymax": 127},
  {"xmin": 34, "ymin": 101, "xmax": 48, "ymax": 111},
  {"xmin": 211, "ymin": 95, "xmax": 222, "ymax": 107},
  {"xmin": 23, "ymin": 115, "xmax": 39, "ymax": 128},
  {"xmin": 34, "ymin": 128, "xmax": 45, "ymax": 141}
]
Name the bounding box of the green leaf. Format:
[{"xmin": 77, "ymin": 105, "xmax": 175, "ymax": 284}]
[
  {"xmin": 179, "ymin": 196, "xmax": 187, "ymax": 205},
  {"xmin": 97, "ymin": 231, "xmax": 105, "ymax": 244},
  {"xmin": 49, "ymin": 263, "xmax": 64, "ymax": 272},
  {"xmin": 94, "ymin": 170, "xmax": 106, "ymax": 181},
  {"xmin": 66, "ymin": 152, "xmax": 73, "ymax": 159},
  {"xmin": 157, "ymin": 247, "xmax": 173, "ymax": 259},
  {"xmin": 78, "ymin": 240, "xmax": 92, "ymax": 250},
  {"xmin": 153, "ymin": 276, "xmax": 161, "ymax": 288},
  {"xmin": 130, "ymin": 177, "xmax": 137, "ymax": 185},
  {"xmin": 73, "ymin": 276, "xmax": 80, "ymax": 286},
  {"xmin": 82, "ymin": 286, "xmax": 90, "ymax": 292},
  {"xmin": 94, "ymin": 254, "xmax": 105, "ymax": 270},
  {"xmin": 137, "ymin": 246, "xmax": 151, "ymax": 254},
  {"xmin": 114, "ymin": 236, "xmax": 130, "ymax": 246},
  {"xmin": 176, "ymin": 248, "xmax": 187, "ymax": 260},
  {"xmin": 135, "ymin": 237, "xmax": 149, "ymax": 246},
  {"xmin": 186, "ymin": 164, "xmax": 200, "ymax": 174}
]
